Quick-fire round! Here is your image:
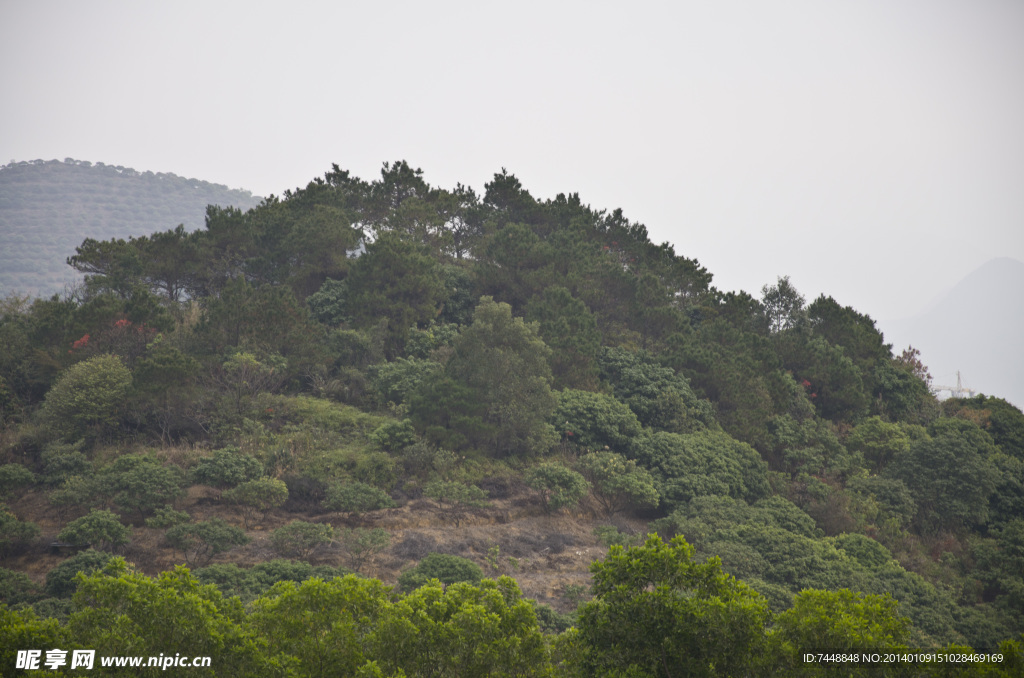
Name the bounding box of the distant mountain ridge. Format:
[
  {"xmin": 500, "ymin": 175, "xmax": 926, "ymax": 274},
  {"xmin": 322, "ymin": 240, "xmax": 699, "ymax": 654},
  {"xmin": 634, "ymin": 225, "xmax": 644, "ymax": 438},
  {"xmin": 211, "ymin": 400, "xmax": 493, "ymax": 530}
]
[
  {"xmin": 0, "ymin": 158, "xmax": 263, "ymax": 297},
  {"xmin": 880, "ymin": 257, "xmax": 1024, "ymax": 409}
]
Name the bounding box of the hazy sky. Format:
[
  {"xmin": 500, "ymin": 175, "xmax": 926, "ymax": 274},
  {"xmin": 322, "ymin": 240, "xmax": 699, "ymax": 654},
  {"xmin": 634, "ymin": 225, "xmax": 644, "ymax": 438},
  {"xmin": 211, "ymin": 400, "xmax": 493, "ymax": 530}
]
[{"xmin": 2, "ymin": 0, "xmax": 1022, "ymax": 324}]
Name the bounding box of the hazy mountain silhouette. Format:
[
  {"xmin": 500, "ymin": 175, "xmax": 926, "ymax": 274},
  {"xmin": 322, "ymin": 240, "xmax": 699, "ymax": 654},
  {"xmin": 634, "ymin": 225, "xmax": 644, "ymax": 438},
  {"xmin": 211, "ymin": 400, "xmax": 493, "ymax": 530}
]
[
  {"xmin": 881, "ymin": 257, "xmax": 1024, "ymax": 409},
  {"xmin": 0, "ymin": 158, "xmax": 262, "ymax": 297}
]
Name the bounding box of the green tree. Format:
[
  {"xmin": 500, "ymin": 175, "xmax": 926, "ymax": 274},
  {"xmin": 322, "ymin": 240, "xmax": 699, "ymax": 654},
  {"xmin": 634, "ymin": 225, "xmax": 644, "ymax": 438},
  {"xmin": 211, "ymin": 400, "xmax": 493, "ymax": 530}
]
[
  {"xmin": 97, "ymin": 453, "xmax": 185, "ymax": 521},
  {"xmin": 0, "ymin": 463, "xmax": 34, "ymax": 500},
  {"xmin": 525, "ymin": 286, "xmax": 601, "ymax": 388},
  {"xmin": 886, "ymin": 421, "xmax": 999, "ymax": 533},
  {"xmin": 69, "ymin": 559, "xmax": 280, "ymax": 677},
  {"xmin": 223, "ymin": 477, "xmax": 288, "ymax": 528},
  {"xmin": 770, "ymin": 589, "xmax": 909, "ymax": 676},
  {"xmin": 575, "ymin": 451, "xmax": 659, "ymax": 516},
  {"xmin": 40, "ymin": 353, "xmax": 132, "ymax": 441},
  {"xmin": 553, "ymin": 388, "xmax": 643, "ymax": 455},
  {"xmin": 250, "ymin": 575, "xmax": 390, "ymax": 678},
  {"xmin": 166, "ymin": 518, "xmax": 250, "ymax": 567},
  {"xmin": 344, "ymin": 231, "xmax": 446, "ymax": 354},
  {"xmin": 575, "ymin": 534, "xmax": 770, "ymax": 677},
  {"xmin": 131, "ymin": 343, "xmax": 201, "ymax": 444},
  {"xmin": 0, "ymin": 505, "xmax": 40, "ymax": 557},
  {"xmin": 270, "ymin": 521, "xmax": 335, "ymax": 559},
  {"xmin": 597, "ymin": 346, "xmax": 713, "ymax": 433},
  {"xmin": 57, "ymin": 508, "xmax": 130, "ymax": 552},
  {"xmin": 190, "ymin": 447, "xmax": 264, "ymax": 489},
  {"xmin": 525, "ymin": 462, "xmax": 591, "ymax": 512},
  {"xmin": 635, "ymin": 430, "xmax": 770, "ymax": 512},
  {"xmin": 368, "ymin": 577, "xmax": 550, "ymax": 677},
  {"xmin": 846, "ymin": 416, "xmax": 911, "ymax": 473},
  {"xmin": 324, "ymin": 481, "xmax": 396, "ymax": 514},
  {"xmin": 422, "ymin": 480, "xmax": 488, "ymax": 525},
  {"xmin": 445, "ymin": 297, "xmax": 557, "ymax": 456},
  {"xmin": 762, "ymin": 275, "xmax": 806, "ymax": 334},
  {"xmin": 44, "ymin": 548, "xmax": 114, "ymax": 597},
  {"xmin": 0, "ymin": 606, "xmax": 69, "ymax": 676},
  {"xmin": 340, "ymin": 527, "xmax": 391, "ymax": 573},
  {"xmin": 397, "ymin": 552, "xmax": 484, "ymax": 592}
]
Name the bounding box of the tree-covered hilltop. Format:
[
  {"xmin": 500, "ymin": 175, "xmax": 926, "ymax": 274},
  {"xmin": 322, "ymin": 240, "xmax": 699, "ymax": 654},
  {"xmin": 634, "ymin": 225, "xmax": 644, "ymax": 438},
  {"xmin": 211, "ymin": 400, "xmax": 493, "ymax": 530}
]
[
  {"xmin": 1, "ymin": 161, "xmax": 1023, "ymax": 675},
  {"xmin": 0, "ymin": 158, "xmax": 262, "ymax": 297}
]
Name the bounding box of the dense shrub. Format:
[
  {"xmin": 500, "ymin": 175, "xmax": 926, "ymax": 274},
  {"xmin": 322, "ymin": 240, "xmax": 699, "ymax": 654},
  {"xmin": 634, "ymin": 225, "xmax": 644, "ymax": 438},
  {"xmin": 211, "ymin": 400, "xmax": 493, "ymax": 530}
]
[
  {"xmin": 44, "ymin": 549, "xmax": 114, "ymax": 598},
  {"xmin": 165, "ymin": 518, "xmax": 250, "ymax": 567},
  {"xmin": 525, "ymin": 463, "xmax": 590, "ymax": 512},
  {"xmin": 270, "ymin": 521, "xmax": 335, "ymax": 559},
  {"xmin": 222, "ymin": 477, "xmax": 288, "ymax": 528},
  {"xmin": 398, "ymin": 553, "xmax": 483, "ymax": 592},
  {"xmin": 57, "ymin": 509, "xmax": 130, "ymax": 551},
  {"xmin": 324, "ymin": 481, "xmax": 396, "ymax": 513},
  {"xmin": 190, "ymin": 447, "xmax": 264, "ymax": 488}
]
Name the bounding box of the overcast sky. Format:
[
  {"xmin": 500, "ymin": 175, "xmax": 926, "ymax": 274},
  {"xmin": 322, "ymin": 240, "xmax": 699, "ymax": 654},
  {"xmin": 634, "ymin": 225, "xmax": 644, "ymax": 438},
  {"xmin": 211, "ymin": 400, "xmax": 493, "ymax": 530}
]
[{"xmin": 2, "ymin": 0, "xmax": 1022, "ymax": 325}]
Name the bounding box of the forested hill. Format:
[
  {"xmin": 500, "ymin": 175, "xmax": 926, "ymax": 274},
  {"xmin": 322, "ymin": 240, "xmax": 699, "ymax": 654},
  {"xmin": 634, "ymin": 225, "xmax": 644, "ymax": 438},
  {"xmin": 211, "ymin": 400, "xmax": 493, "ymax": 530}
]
[
  {"xmin": 1, "ymin": 161, "xmax": 1023, "ymax": 675},
  {"xmin": 0, "ymin": 159, "xmax": 262, "ymax": 297}
]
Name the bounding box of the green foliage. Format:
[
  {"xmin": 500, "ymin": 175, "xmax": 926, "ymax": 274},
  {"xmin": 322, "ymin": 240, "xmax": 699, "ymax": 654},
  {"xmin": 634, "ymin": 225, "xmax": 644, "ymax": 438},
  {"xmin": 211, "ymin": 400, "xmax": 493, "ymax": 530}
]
[
  {"xmin": 771, "ymin": 589, "xmax": 910, "ymax": 670},
  {"xmin": 195, "ymin": 559, "xmax": 350, "ymax": 601},
  {"xmin": 144, "ymin": 505, "xmax": 191, "ymax": 529},
  {"xmin": 44, "ymin": 548, "xmax": 114, "ymax": 598},
  {"xmin": 575, "ymin": 534, "xmax": 770, "ymax": 677},
  {"xmin": 763, "ymin": 413, "xmax": 854, "ymax": 477},
  {"xmin": 40, "ymin": 353, "xmax": 132, "ymax": 441},
  {"xmin": 398, "ymin": 552, "xmax": 484, "ymax": 592},
  {"xmin": 593, "ymin": 525, "xmax": 641, "ymax": 548},
  {"xmin": 370, "ymin": 358, "xmax": 443, "ymax": 405},
  {"xmin": 69, "ymin": 559, "xmax": 278, "ymax": 677},
  {"xmin": 597, "ymin": 346, "xmax": 714, "ymax": 433},
  {"xmin": 190, "ymin": 447, "xmax": 264, "ymax": 488},
  {"xmin": 846, "ymin": 474, "xmax": 917, "ymax": 528},
  {"xmin": 846, "ymin": 416, "xmax": 911, "ymax": 473},
  {"xmin": 324, "ymin": 481, "xmax": 397, "ymax": 513},
  {"xmin": 833, "ymin": 533, "xmax": 894, "ymax": 570},
  {"xmin": 0, "ymin": 605, "xmax": 70, "ymax": 675},
  {"xmin": 38, "ymin": 441, "xmax": 90, "ymax": 485},
  {"xmin": 762, "ymin": 275, "xmax": 806, "ymax": 334},
  {"xmin": 165, "ymin": 518, "xmax": 250, "ymax": 567},
  {"xmin": 780, "ymin": 334, "xmax": 871, "ymax": 423},
  {"xmin": 341, "ymin": 527, "xmax": 391, "ymax": 573},
  {"xmin": 57, "ymin": 508, "xmax": 130, "ymax": 551},
  {"xmin": 945, "ymin": 395, "xmax": 1024, "ymax": 459},
  {"xmin": 0, "ymin": 505, "xmax": 40, "ymax": 556},
  {"xmin": 0, "ymin": 566, "xmax": 41, "ymax": 606},
  {"xmin": 368, "ymin": 577, "xmax": 550, "ymax": 677},
  {"xmin": 575, "ymin": 450, "xmax": 659, "ymax": 515},
  {"xmin": 270, "ymin": 520, "xmax": 335, "ymax": 559},
  {"xmin": 525, "ymin": 285, "xmax": 601, "ymax": 388},
  {"xmin": 525, "ymin": 462, "xmax": 590, "ymax": 512},
  {"xmin": 250, "ymin": 574, "xmax": 390, "ymax": 677},
  {"xmin": 97, "ymin": 453, "xmax": 185, "ymax": 519},
  {"xmin": 222, "ymin": 476, "xmax": 288, "ymax": 527},
  {"xmin": 307, "ymin": 277, "xmax": 350, "ymax": 326},
  {"xmin": 444, "ymin": 296, "xmax": 558, "ymax": 456},
  {"xmin": 345, "ymin": 231, "xmax": 447, "ymax": 352},
  {"xmin": 408, "ymin": 373, "xmax": 493, "ymax": 451},
  {"xmin": 886, "ymin": 420, "xmax": 999, "ymax": 533},
  {"xmin": 368, "ymin": 419, "xmax": 417, "ymax": 453},
  {"xmin": 635, "ymin": 430, "xmax": 770, "ymax": 512},
  {"xmin": 553, "ymin": 388, "xmax": 643, "ymax": 454},
  {"xmin": 422, "ymin": 480, "xmax": 488, "ymax": 511},
  {"xmin": 0, "ymin": 463, "xmax": 34, "ymax": 499}
]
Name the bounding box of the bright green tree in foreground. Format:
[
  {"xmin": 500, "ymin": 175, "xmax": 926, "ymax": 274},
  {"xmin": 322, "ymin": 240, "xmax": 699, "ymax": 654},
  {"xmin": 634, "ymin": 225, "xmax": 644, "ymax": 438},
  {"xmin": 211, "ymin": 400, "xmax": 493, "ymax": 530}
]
[{"xmin": 573, "ymin": 534, "xmax": 770, "ymax": 677}]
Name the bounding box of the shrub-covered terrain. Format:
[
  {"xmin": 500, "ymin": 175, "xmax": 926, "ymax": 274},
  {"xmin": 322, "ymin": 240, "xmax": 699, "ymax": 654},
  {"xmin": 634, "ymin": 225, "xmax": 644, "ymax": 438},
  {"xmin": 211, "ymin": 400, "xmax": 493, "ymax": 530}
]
[{"xmin": 1, "ymin": 160, "xmax": 1022, "ymax": 675}]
